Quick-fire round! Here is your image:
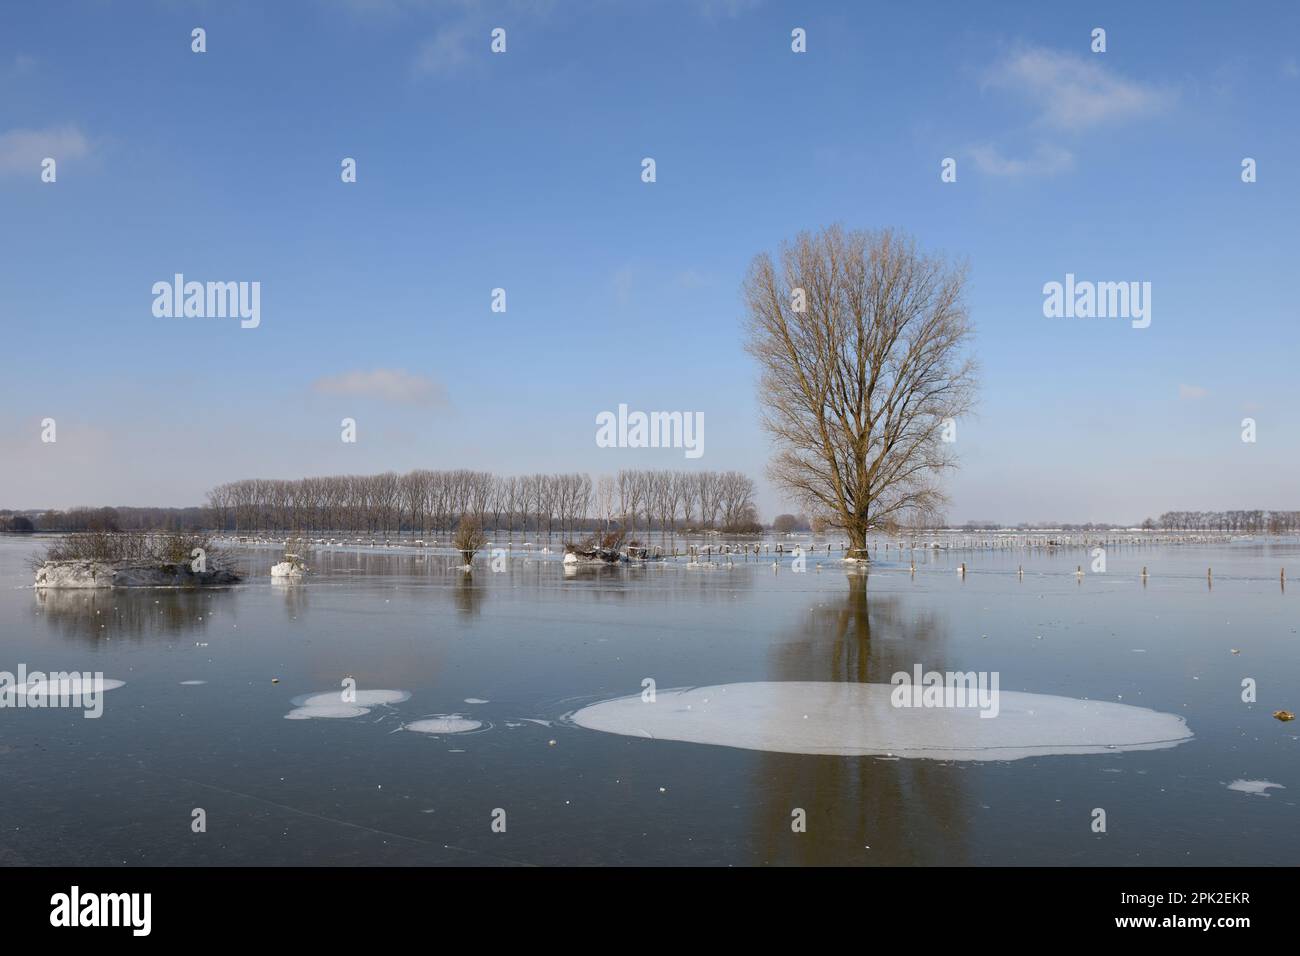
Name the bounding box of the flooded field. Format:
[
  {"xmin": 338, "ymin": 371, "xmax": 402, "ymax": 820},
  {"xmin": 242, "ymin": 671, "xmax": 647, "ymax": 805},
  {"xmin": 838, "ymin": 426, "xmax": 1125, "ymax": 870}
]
[{"xmin": 0, "ymin": 533, "xmax": 1295, "ymax": 866}]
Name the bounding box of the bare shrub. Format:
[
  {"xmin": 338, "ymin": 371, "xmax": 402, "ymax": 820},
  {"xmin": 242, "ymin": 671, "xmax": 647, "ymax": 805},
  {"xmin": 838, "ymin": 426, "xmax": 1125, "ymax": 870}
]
[
  {"xmin": 36, "ymin": 532, "xmax": 222, "ymax": 571},
  {"xmin": 453, "ymin": 516, "xmax": 486, "ymax": 567}
]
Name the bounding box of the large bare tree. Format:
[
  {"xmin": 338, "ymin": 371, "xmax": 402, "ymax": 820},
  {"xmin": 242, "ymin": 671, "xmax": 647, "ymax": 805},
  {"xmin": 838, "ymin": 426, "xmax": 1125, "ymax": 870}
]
[{"xmin": 743, "ymin": 225, "xmax": 977, "ymax": 556}]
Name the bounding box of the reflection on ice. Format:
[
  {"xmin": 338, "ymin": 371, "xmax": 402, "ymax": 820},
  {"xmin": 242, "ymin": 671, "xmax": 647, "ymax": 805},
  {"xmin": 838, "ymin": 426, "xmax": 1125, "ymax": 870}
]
[{"xmin": 569, "ymin": 682, "xmax": 1193, "ymax": 761}]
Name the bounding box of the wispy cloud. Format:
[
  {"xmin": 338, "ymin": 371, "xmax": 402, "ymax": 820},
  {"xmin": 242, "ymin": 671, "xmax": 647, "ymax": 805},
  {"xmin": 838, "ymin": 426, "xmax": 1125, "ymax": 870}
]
[
  {"xmin": 407, "ymin": 0, "xmax": 556, "ymax": 75},
  {"xmin": 312, "ymin": 368, "xmax": 449, "ymax": 406},
  {"xmin": 8, "ymin": 54, "xmax": 36, "ymax": 77},
  {"xmin": 674, "ymin": 269, "xmax": 711, "ymax": 289},
  {"xmin": 985, "ymin": 47, "xmax": 1174, "ymax": 131},
  {"xmin": 413, "ymin": 23, "xmax": 475, "ymax": 75},
  {"xmin": 968, "ymin": 46, "xmax": 1173, "ymax": 179},
  {"xmin": 1178, "ymin": 384, "xmax": 1208, "ymax": 400},
  {"xmin": 0, "ymin": 124, "xmax": 88, "ymax": 176},
  {"xmin": 968, "ymin": 143, "xmax": 1074, "ymax": 178},
  {"xmin": 611, "ymin": 265, "xmax": 636, "ymax": 306}
]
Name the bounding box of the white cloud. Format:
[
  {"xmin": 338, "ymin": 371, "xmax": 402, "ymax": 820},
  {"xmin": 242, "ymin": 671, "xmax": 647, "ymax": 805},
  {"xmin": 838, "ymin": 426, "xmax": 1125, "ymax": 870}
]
[
  {"xmin": 312, "ymin": 369, "xmax": 449, "ymax": 406},
  {"xmin": 968, "ymin": 143, "xmax": 1074, "ymax": 178},
  {"xmin": 985, "ymin": 48, "xmax": 1173, "ymax": 131},
  {"xmin": 0, "ymin": 124, "xmax": 88, "ymax": 176},
  {"xmin": 1178, "ymin": 384, "xmax": 1208, "ymax": 400}
]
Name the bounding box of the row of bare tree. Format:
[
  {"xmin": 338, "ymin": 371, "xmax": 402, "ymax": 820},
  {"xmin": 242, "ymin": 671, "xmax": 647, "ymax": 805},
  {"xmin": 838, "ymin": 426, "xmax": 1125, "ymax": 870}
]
[
  {"xmin": 1155, "ymin": 510, "xmax": 1300, "ymax": 533},
  {"xmin": 204, "ymin": 469, "xmax": 759, "ymax": 537}
]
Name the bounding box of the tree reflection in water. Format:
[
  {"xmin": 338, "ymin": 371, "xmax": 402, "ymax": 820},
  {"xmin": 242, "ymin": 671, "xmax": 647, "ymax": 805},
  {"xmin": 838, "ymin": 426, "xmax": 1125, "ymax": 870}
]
[
  {"xmin": 454, "ymin": 573, "xmax": 485, "ymax": 617},
  {"xmin": 32, "ymin": 587, "xmax": 226, "ymax": 644},
  {"xmin": 753, "ymin": 573, "xmax": 972, "ymax": 865}
]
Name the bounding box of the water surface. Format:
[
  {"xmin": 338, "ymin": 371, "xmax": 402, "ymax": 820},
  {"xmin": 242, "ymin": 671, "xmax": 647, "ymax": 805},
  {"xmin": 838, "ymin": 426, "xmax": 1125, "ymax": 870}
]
[{"xmin": 0, "ymin": 534, "xmax": 1295, "ymax": 865}]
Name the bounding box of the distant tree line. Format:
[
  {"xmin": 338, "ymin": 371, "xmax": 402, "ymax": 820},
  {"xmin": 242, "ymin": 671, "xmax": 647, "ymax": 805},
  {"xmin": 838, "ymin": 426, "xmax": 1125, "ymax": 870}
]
[
  {"xmin": 1155, "ymin": 510, "xmax": 1300, "ymax": 533},
  {"xmin": 4, "ymin": 507, "xmax": 210, "ymax": 533},
  {"xmin": 203, "ymin": 469, "xmax": 760, "ymax": 537},
  {"xmin": 0, "ymin": 512, "xmax": 36, "ymax": 532},
  {"xmin": 771, "ymin": 513, "xmax": 811, "ymax": 533}
]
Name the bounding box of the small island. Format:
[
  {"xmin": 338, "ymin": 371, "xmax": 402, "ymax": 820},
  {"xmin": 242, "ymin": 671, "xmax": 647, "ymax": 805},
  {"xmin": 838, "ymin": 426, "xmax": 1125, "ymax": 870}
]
[{"xmin": 31, "ymin": 532, "xmax": 241, "ymax": 589}]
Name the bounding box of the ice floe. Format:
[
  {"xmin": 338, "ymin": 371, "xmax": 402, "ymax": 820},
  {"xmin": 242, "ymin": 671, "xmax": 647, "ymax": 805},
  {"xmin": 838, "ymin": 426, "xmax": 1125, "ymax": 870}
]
[
  {"xmin": 7, "ymin": 676, "xmax": 125, "ymax": 698},
  {"xmin": 285, "ymin": 689, "xmax": 410, "ymax": 720},
  {"xmin": 404, "ymin": 716, "xmax": 482, "ymax": 735},
  {"xmin": 568, "ymin": 681, "xmax": 1193, "ymax": 761},
  {"xmin": 1227, "ymin": 779, "xmax": 1285, "ymax": 797}
]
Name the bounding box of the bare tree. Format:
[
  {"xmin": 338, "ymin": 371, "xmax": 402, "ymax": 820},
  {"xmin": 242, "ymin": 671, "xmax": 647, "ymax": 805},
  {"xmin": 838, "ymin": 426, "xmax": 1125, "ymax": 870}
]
[
  {"xmin": 674, "ymin": 472, "xmax": 697, "ymax": 529},
  {"xmin": 371, "ymin": 472, "xmax": 401, "ymax": 535},
  {"xmin": 503, "ymin": 475, "xmax": 519, "ymax": 537},
  {"xmin": 401, "ymin": 470, "xmax": 427, "ymax": 537},
  {"xmin": 696, "ymin": 471, "xmax": 719, "ymax": 529},
  {"xmin": 488, "ymin": 475, "xmax": 509, "ymax": 534},
  {"xmin": 743, "ymin": 225, "xmax": 977, "ymax": 556},
  {"xmin": 469, "ymin": 471, "xmax": 493, "ymax": 530},
  {"xmin": 594, "ymin": 475, "xmax": 617, "ymax": 532},
  {"xmin": 717, "ymin": 471, "xmax": 757, "ymax": 530}
]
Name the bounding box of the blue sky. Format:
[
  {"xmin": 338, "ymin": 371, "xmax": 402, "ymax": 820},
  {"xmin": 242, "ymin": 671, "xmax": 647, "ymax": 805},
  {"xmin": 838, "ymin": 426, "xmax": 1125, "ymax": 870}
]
[{"xmin": 2, "ymin": 0, "xmax": 1297, "ymax": 522}]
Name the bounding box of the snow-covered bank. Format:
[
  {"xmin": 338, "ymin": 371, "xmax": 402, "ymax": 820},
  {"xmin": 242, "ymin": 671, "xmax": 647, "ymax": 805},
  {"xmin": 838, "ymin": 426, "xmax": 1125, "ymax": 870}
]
[{"xmin": 33, "ymin": 560, "xmax": 241, "ymax": 589}]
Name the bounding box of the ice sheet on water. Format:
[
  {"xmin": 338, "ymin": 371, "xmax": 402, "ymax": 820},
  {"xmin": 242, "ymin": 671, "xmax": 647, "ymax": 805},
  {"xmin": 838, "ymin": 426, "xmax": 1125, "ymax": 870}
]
[
  {"xmin": 1227, "ymin": 779, "xmax": 1285, "ymax": 796},
  {"xmin": 404, "ymin": 716, "xmax": 482, "ymax": 735},
  {"xmin": 568, "ymin": 681, "xmax": 1193, "ymax": 762},
  {"xmin": 8, "ymin": 676, "xmax": 125, "ymax": 697},
  {"xmin": 285, "ymin": 689, "xmax": 410, "ymax": 720}
]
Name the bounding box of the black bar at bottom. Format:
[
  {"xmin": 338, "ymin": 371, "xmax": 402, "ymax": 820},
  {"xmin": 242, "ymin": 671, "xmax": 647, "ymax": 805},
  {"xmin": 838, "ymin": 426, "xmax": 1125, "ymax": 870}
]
[{"xmin": 0, "ymin": 866, "xmax": 1281, "ymax": 939}]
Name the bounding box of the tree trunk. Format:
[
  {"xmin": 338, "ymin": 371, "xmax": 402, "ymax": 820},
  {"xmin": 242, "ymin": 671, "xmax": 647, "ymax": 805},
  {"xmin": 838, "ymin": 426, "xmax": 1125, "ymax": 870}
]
[{"xmin": 847, "ymin": 521, "xmax": 869, "ymax": 560}]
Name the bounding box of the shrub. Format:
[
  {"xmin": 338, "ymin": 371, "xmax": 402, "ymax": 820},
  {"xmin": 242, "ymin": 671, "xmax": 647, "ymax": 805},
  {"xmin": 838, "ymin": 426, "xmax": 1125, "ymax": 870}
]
[
  {"xmin": 453, "ymin": 516, "xmax": 487, "ymax": 567},
  {"xmin": 36, "ymin": 531, "xmax": 222, "ymax": 570}
]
